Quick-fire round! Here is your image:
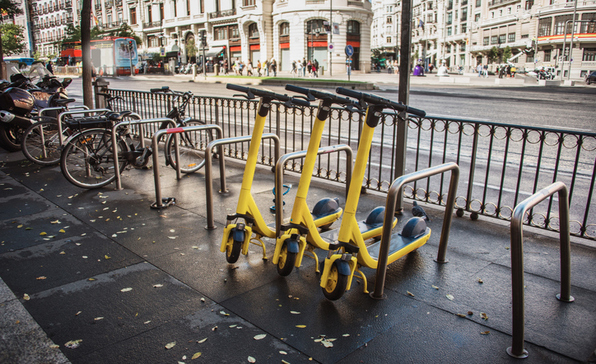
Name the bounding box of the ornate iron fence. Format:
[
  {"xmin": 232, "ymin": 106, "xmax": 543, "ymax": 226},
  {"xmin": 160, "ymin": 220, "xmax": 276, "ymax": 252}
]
[{"xmin": 108, "ymin": 89, "xmax": 596, "ymax": 241}]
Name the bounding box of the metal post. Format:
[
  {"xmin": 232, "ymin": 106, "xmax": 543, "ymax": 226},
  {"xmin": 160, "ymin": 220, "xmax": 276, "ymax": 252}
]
[
  {"xmin": 329, "ymin": 0, "xmax": 333, "ymax": 77},
  {"xmin": 567, "ymin": 0, "xmax": 578, "ymax": 80},
  {"xmin": 507, "ymin": 182, "xmax": 574, "ymax": 359},
  {"xmin": 395, "ymin": 0, "xmax": 414, "ymax": 212},
  {"xmin": 371, "ymin": 162, "xmax": 459, "ymax": 300}
]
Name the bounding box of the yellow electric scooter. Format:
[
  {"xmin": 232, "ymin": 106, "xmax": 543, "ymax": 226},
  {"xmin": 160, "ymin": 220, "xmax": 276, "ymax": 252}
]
[
  {"xmin": 220, "ymin": 84, "xmax": 309, "ymax": 263},
  {"xmin": 319, "ymin": 88, "xmax": 429, "ymax": 300},
  {"xmin": 273, "ymin": 85, "xmax": 396, "ymax": 277}
]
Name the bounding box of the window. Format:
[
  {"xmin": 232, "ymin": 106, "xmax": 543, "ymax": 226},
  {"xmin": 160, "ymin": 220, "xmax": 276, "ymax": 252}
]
[
  {"xmin": 521, "ymin": 34, "xmax": 529, "ymax": 38},
  {"xmin": 491, "ymin": 35, "xmax": 498, "ymax": 44},
  {"xmin": 544, "ymin": 49, "xmax": 551, "ymax": 62},
  {"xmin": 525, "ymin": 0, "xmax": 533, "ymax": 10},
  {"xmin": 187, "ymin": 0, "xmax": 191, "ymax": 15},
  {"xmin": 462, "ymin": 23, "xmax": 467, "ymax": 33},
  {"xmin": 583, "ymin": 48, "xmax": 596, "ymax": 61},
  {"xmin": 347, "ymin": 20, "xmax": 360, "ymax": 35},
  {"xmin": 475, "ymin": 13, "xmax": 480, "ymax": 22},
  {"xmin": 447, "ymin": 27, "xmax": 452, "ymax": 36},
  {"xmin": 387, "ymin": 16, "xmax": 392, "ymax": 24},
  {"xmin": 307, "ymin": 19, "xmax": 325, "ymax": 33},
  {"xmin": 147, "ymin": 6, "xmax": 152, "ymax": 22},
  {"xmin": 454, "ymin": 25, "xmax": 458, "ymax": 34},
  {"xmin": 508, "ymin": 7, "xmax": 511, "ymax": 14},
  {"xmin": 460, "ymin": 43, "xmax": 466, "ymax": 52},
  {"xmin": 249, "ymin": 23, "xmax": 259, "ymax": 37},
  {"xmin": 581, "ymin": 13, "xmax": 596, "ymax": 33},
  {"xmin": 508, "ymin": 33, "xmax": 515, "ymax": 42},
  {"xmin": 446, "ymin": 44, "xmax": 451, "ymax": 53},
  {"xmin": 499, "ymin": 34, "xmax": 506, "ymax": 44},
  {"xmin": 483, "ymin": 36, "xmax": 489, "ymax": 45},
  {"xmin": 554, "ymin": 15, "xmax": 573, "ymax": 35},
  {"xmin": 499, "ymin": 9, "xmax": 503, "ymax": 16},
  {"xmin": 387, "ymin": 5, "xmax": 393, "ymax": 12},
  {"xmin": 447, "ymin": 12, "xmax": 452, "ymax": 25},
  {"xmin": 173, "ymin": 0, "xmax": 177, "ymax": 17},
  {"xmin": 243, "ymin": 0, "xmax": 255, "ymax": 5},
  {"xmin": 279, "ymin": 22, "xmax": 288, "ymax": 36},
  {"xmin": 230, "ymin": 24, "xmax": 239, "ymax": 39},
  {"xmin": 387, "ymin": 36, "xmax": 392, "ymax": 43},
  {"xmin": 538, "ymin": 17, "xmax": 551, "ymax": 37},
  {"xmin": 159, "ymin": 3, "xmax": 164, "ymax": 21},
  {"xmin": 475, "ymin": 0, "xmax": 481, "ymax": 6},
  {"xmin": 461, "ymin": 7, "xmax": 467, "ymax": 21}
]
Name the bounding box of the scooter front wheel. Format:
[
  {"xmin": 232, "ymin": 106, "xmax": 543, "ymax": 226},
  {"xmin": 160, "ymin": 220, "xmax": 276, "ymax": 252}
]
[
  {"xmin": 276, "ymin": 240, "xmax": 297, "ymax": 276},
  {"xmin": 225, "ymin": 235, "xmax": 242, "ymax": 263},
  {"xmin": 322, "ymin": 260, "xmax": 349, "ymax": 300}
]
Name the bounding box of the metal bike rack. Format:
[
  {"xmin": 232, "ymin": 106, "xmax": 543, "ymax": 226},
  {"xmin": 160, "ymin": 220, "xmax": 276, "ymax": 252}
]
[
  {"xmin": 371, "ymin": 162, "xmax": 460, "ymax": 300},
  {"xmin": 274, "ymin": 144, "xmax": 353, "ymax": 238},
  {"xmin": 111, "ymin": 117, "xmax": 177, "ymax": 191},
  {"xmin": 152, "ymin": 123, "xmax": 223, "ymax": 209},
  {"xmin": 57, "ymin": 109, "xmax": 111, "ymax": 145},
  {"xmin": 507, "ymin": 182, "xmax": 574, "ymax": 359},
  {"xmin": 204, "ymin": 133, "xmax": 280, "ymax": 230},
  {"xmin": 40, "ymin": 105, "xmax": 89, "ymax": 118}
]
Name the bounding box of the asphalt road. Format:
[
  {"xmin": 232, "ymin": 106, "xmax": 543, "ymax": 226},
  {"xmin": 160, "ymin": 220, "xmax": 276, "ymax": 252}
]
[{"xmin": 66, "ymin": 77, "xmax": 596, "ymax": 133}]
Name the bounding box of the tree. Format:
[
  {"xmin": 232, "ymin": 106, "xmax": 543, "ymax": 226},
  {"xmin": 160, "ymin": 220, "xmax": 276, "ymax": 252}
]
[
  {"xmin": 0, "ymin": 0, "xmax": 24, "ymax": 78},
  {"xmin": 502, "ymin": 46, "xmax": 512, "ymax": 63},
  {"xmin": 0, "ymin": 23, "xmax": 25, "ymax": 56},
  {"xmin": 112, "ymin": 23, "xmax": 142, "ymax": 46},
  {"xmin": 185, "ymin": 37, "xmax": 197, "ymax": 60},
  {"xmin": 488, "ymin": 46, "xmax": 504, "ymax": 64}
]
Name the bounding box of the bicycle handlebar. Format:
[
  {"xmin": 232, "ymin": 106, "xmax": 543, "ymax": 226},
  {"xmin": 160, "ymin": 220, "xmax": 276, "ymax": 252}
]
[
  {"xmin": 336, "ymin": 87, "xmax": 426, "ymax": 117},
  {"xmin": 285, "ymin": 84, "xmax": 359, "ymax": 108},
  {"xmin": 226, "ymin": 84, "xmax": 310, "ymax": 107}
]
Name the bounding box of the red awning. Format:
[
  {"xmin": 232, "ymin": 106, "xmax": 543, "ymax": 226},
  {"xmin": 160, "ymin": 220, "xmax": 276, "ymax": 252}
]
[
  {"xmin": 61, "ymin": 49, "xmax": 82, "ymax": 58},
  {"xmin": 347, "ymin": 41, "xmax": 360, "ymax": 48},
  {"xmin": 280, "ymin": 43, "xmax": 289, "ymax": 49},
  {"xmin": 250, "ymin": 44, "xmax": 260, "ymax": 50},
  {"xmin": 307, "ymin": 41, "xmax": 327, "ymax": 48},
  {"xmin": 230, "ymin": 46, "xmax": 241, "ymax": 52}
]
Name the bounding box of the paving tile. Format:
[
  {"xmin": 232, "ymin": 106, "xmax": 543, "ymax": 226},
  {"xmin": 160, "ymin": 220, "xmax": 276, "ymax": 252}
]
[
  {"xmin": 0, "ymin": 207, "xmax": 90, "ymax": 254},
  {"xmin": 0, "ymin": 190, "xmax": 56, "ymax": 222},
  {"xmin": 21, "ymin": 262, "xmax": 205, "ymax": 360},
  {"xmin": 75, "ymin": 302, "xmax": 314, "ymax": 364},
  {"xmin": 0, "ymin": 231, "xmax": 143, "ymax": 296}
]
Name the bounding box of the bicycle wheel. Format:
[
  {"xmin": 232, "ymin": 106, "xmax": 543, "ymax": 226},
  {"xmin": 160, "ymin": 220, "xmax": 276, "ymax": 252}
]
[
  {"xmin": 60, "ymin": 128, "xmax": 129, "ymax": 189},
  {"xmin": 22, "ymin": 119, "xmax": 67, "ymax": 166},
  {"xmin": 165, "ymin": 119, "xmax": 212, "ymax": 173}
]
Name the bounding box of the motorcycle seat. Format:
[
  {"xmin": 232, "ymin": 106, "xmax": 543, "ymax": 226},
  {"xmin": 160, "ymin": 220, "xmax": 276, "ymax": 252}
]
[
  {"xmin": 106, "ymin": 111, "xmax": 132, "ymax": 122},
  {"xmin": 54, "ymin": 98, "xmax": 75, "ymax": 106}
]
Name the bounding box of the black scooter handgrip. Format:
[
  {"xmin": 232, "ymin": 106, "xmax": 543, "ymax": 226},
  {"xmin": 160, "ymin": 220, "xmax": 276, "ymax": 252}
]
[
  {"xmin": 404, "ymin": 106, "xmax": 426, "ymax": 117},
  {"xmin": 150, "ymin": 86, "xmax": 169, "ymax": 93},
  {"xmin": 226, "ymin": 83, "xmax": 249, "ymax": 93},
  {"xmin": 290, "ymin": 97, "xmax": 310, "ymax": 107},
  {"xmin": 285, "ymin": 84, "xmax": 310, "ymax": 95},
  {"xmin": 335, "ymin": 87, "xmax": 363, "ymax": 100}
]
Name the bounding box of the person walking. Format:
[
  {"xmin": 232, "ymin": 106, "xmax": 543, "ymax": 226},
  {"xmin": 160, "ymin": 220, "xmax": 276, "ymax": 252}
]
[
  {"xmin": 247, "ymin": 62, "xmax": 253, "ymax": 76},
  {"xmin": 271, "ymin": 58, "xmax": 277, "ymax": 77},
  {"xmin": 476, "ymin": 64, "xmax": 482, "ymax": 77},
  {"xmin": 302, "ymin": 58, "xmax": 307, "ymax": 77},
  {"xmin": 297, "ymin": 61, "xmax": 302, "ymax": 77},
  {"xmin": 257, "ymin": 60, "xmax": 262, "ymax": 76},
  {"xmin": 265, "ymin": 59, "xmax": 270, "ymax": 76},
  {"xmin": 291, "ymin": 60, "xmax": 297, "ymax": 76}
]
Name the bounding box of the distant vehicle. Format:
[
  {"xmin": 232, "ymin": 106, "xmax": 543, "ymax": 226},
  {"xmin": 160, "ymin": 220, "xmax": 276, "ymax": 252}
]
[
  {"xmin": 586, "ymin": 71, "xmax": 596, "ymax": 85},
  {"xmin": 60, "ymin": 37, "xmax": 138, "ymax": 75},
  {"xmin": 3, "ymin": 57, "xmax": 35, "ymax": 67}
]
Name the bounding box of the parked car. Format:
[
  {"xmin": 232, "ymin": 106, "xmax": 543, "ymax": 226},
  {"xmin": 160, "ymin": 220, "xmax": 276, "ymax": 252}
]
[{"xmin": 586, "ymin": 71, "xmax": 596, "ymax": 85}]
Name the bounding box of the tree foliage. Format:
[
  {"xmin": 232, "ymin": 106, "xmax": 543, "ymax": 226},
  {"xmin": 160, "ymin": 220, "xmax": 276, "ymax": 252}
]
[
  {"xmin": 185, "ymin": 37, "xmax": 197, "ymax": 58},
  {"xmin": 0, "ymin": 0, "xmax": 23, "ymax": 20},
  {"xmin": 502, "ymin": 46, "xmax": 512, "ymax": 63},
  {"xmin": 0, "ymin": 23, "xmax": 25, "ymax": 56}
]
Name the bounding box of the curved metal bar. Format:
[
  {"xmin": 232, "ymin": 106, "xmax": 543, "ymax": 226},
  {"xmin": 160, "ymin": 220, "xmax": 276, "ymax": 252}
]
[
  {"xmin": 57, "ymin": 108, "xmax": 110, "ymax": 145},
  {"xmin": 150, "ymin": 123, "xmax": 223, "ymax": 208},
  {"xmin": 507, "ymin": 181, "xmax": 574, "ymax": 359},
  {"xmin": 204, "ymin": 133, "xmax": 277, "ymax": 229},
  {"xmin": 274, "ymin": 144, "xmax": 353, "ymax": 238},
  {"xmin": 372, "ymin": 162, "xmax": 460, "ymax": 299}
]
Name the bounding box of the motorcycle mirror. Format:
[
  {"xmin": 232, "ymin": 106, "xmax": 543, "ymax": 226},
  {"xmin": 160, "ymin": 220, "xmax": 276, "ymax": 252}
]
[{"xmin": 62, "ymin": 78, "xmax": 72, "ymax": 88}]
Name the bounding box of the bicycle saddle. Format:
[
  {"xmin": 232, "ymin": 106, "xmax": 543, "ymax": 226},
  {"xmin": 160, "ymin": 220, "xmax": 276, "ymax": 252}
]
[
  {"xmin": 106, "ymin": 111, "xmax": 132, "ymax": 122},
  {"xmin": 53, "ymin": 98, "xmax": 76, "ymax": 106}
]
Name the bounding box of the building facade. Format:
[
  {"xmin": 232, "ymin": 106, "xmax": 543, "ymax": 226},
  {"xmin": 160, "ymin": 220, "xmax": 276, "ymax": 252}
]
[
  {"xmin": 373, "ymin": 0, "xmax": 596, "ymax": 78},
  {"xmin": 30, "ymin": 0, "xmax": 75, "ymax": 57}
]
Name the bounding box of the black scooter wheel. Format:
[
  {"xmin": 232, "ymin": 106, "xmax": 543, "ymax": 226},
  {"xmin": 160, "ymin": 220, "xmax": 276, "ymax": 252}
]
[
  {"xmin": 225, "ymin": 234, "xmax": 242, "ymax": 264},
  {"xmin": 276, "ymin": 240, "xmax": 297, "ymax": 276},
  {"xmin": 322, "ymin": 260, "xmax": 349, "ymax": 300},
  {"xmin": 0, "ymin": 124, "xmax": 24, "ymax": 152}
]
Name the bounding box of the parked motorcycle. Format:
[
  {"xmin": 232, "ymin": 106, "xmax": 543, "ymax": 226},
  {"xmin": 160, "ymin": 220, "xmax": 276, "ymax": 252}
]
[{"xmin": 0, "ymin": 87, "xmax": 35, "ymax": 151}]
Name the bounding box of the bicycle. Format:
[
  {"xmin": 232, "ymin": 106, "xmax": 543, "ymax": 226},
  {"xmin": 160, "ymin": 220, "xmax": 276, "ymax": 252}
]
[
  {"xmin": 149, "ymin": 86, "xmax": 212, "ymax": 174},
  {"xmin": 59, "ymin": 110, "xmax": 152, "ymax": 189}
]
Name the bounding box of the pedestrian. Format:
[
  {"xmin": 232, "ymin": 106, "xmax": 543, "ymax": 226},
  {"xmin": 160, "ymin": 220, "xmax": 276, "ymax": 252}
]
[
  {"xmin": 297, "ymin": 61, "xmax": 302, "ymax": 77},
  {"xmin": 247, "ymin": 62, "xmax": 253, "ymax": 76},
  {"xmin": 307, "ymin": 60, "xmax": 312, "ymax": 77},
  {"xmin": 257, "ymin": 60, "xmax": 262, "ymax": 76},
  {"xmin": 476, "ymin": 64, "xmax": 482, "ymax": 77},
  {"xmin": 291, "ymin": 60, "xmax": 297, "ymax": 76},
  {"xmin": 223, "ymin": 59, "xmax": 229, "ymax": 75},
  {"xmin": 483, "ymin": 64, "xmax": 488, "ymax": 78},
  {"xmin": 312, "ymin": 61, "xmax": 317, "ymax": 78},
  {"xmin": 271, "ymin": 58, "xmax": 277, "ymax": 77},
  {"xmin": 302, "ymin": 58, "xmax": 306, "ymax": 77},
  {"xmin": 265, "ymin": 59, "xmax": 270, "ymax": 76},
  {"xmin": 46, "ymin": 61, "xmax": 53, "ymax": 74}
]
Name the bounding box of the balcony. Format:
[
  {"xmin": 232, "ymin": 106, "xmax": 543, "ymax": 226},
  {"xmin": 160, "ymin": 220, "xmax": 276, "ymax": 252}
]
[
  {"xmin": 209, "ymin": 9, "xmax": 236, "ymax": 20},
  {"xmin": 143, "ymin": 21, "xmax": 162, "ymax": 28},
  {"xmin": 488, "ymin": 0, "xmax": 520, "ymax": 8}
]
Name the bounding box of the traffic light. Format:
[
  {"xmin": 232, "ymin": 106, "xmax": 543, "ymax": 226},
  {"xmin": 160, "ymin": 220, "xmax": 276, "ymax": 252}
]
[
  {"xmin": 128, "ymin": 40, "xmax": 133, "ymax": 51},
  {"xmin": 219, "ymin": 46, "xmax": 226, "ymax": 58}
]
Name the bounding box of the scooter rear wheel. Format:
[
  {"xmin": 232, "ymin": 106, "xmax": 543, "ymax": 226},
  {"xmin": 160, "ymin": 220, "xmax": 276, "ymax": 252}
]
[
  {"xmin": 322, "ymin": 260, "xmax": 349, "ymax": 300},
  {"xmin": 225, "ymin": 235, "xmax": 242, "ymax": 263},
  {"xmin": 0, "ymin": 124, "xmax": 25, "ymax": 152},
  {"xmin": 276, "ymin": 240, "xmax": 297, "ymax": 276}
]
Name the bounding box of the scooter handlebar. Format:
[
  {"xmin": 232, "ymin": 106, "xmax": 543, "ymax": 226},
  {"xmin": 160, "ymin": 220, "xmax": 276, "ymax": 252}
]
[
  {"xmin": 336, "ymin": 87, "xmax": 426, "ymax": 117},
  {"xmin": 285, "ymin": 84, "xmax": 359, "ymax": 108},
  {"xmin": 150, "ymin": 86, "xmax": 170, "ymax": 93},
  {"xmin": 227, "ymin": 84, "xmax": 310, "ymax": 107}
]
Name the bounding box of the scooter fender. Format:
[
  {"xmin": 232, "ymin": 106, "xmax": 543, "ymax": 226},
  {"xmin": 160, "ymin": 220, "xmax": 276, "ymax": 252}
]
[
  {"xmin": 272, "ymin": 233, "xmax": 304, "ymax": 265},
  {"xmin": 319, "ymin": 255, "xmax": 358, "ymax": 291},
  {"xmin": 220, "ymin": 224, "xmax": 253, "ymax": 254}
]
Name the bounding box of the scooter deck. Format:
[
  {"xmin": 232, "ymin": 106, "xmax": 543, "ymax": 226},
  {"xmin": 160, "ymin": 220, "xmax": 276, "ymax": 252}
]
[
  {"xmin": 318, "ymin": 217, "xmax": 398, "ymax": 244},
  {"xmin": 366, "ymin": 227, "xmax": 431, "ymax": 261}
]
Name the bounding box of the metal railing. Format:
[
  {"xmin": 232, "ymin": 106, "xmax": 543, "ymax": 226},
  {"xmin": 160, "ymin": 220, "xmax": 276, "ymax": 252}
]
[
  {"xmin": 107, "ymin": 89, "xmax": 596, "ymax": 241},
  {"xmin": 508, "ymin": 181, "xmax": 574, "ymax": 359}
]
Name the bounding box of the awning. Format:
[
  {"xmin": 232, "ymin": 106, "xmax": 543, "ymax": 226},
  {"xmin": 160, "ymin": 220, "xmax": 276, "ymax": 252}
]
[{"xmin": 205, "ymin": 47, "xmax": 224, "ymax": 58}]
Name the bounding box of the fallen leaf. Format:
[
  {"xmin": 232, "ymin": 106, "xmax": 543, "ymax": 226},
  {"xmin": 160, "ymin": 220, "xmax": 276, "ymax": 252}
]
[
  {"xmin": 467, "ymin": 311, "xmax": 473, "ymax": 316},
  {"xmin": 455, "ymin": 313, "xmax": 466, "ymax": 318},
  {"xmin": 477, "ymin": 278, "xmax": 484, "ymax": 284},
  {"xmin": 342, "ymin": 334, "xmax": 350, "ymax": 337},
  {"xmin": 64, "ymin": 339, "xmax": 82, "ymax": 349},
  {"xmin": 82, "ymin": 256, "xmax": 88, "ymax": 259},
  {"xmin": 59, "ymin": 229, "xmax": 66, "ymax": 233},
  {"xmin": 50, "ymin": 220, "xmax": 60, "ymax": 224},
  {"xmin": 40, "ymin": 232, "xmax": 47, "ymax": 236},
  {"xmin": 480, "ymin": 312, "xmax": 488, "ymax": 320},
  {"xmin": 279, "ymin": 350, "xmax": 287, "ymax": 355},
  {"xmin": 254, "ymin": 334, "xmax": 267, "ymax": 340},
  {"xmin": 480, "ymin": 331, "xmax": 490, "ymax": 335},
  {"xmin": 104, "ymin": 255, "xmax": 111, "ymax": 259},
  {"xmin": 36, "ymin": 276, "xmax": 47, "ymax": 280},
  {"xmin": 191, "ymin": 352, "xmax": 202, "ymax": 359},
  {"xmin": 407, "ymin": 291, "xmax": 415, "ymax": 297},
  {"xmin": 75, "ymin": 311, "xmax": 82, "ymax": 316},
  {"xmin": 94, "ymin": 317, "xmax": 104, "ymax": 321},
  {"xmin": 197, "ymin": 338, "xmax": 207, "ymax": 344},
  {"xmin": 23, "ymin": 293, "xmax": 30, "ymax": 301},
  {"xmin": 165, "ymin": 341, "xmax": 176, "ymax": 349},
  {"xmin": 59, "ymin": 251, "xmax": 66, "ymax": 255},
  {"xmin": 168, "ymin": 236, "xmax": 177, "ymax": 240},
  {"xmin": 17, "ymin": 224, "xmax": 23, "ymax": 228},
  {"xmin": 446, "ymin": 294, "xmax": 454, "ymax": 301},
  {"xmin": 248, "ymin": 356, "xmax": 256, "ymax": 363},
  {"xmin": 120, "ymin": 287, "xmax": 133, "ymax": 292},
  {"xmin": 153, "ymin": 284, "xmax": 163, "ymax": 288},
  {"xmin": 431, "ymin": 285, "xmax": 439, "ymax": 290},
  {"xmin": 220, "ymin": 310, "xmax": 229, "ymax": 316},
  {"xmin": 295, "ymin": 325, "xmax": 306, "ymax": 328},
  {"xmin": 290, "ymin": 311, "xmax": 300, "ymax": 315}
]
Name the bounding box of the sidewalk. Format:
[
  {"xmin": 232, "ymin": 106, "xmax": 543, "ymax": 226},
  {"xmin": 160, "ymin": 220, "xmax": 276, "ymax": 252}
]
[{"xmin": 1, "ymin": 147, "xmax": 596, "ymax": 363}]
